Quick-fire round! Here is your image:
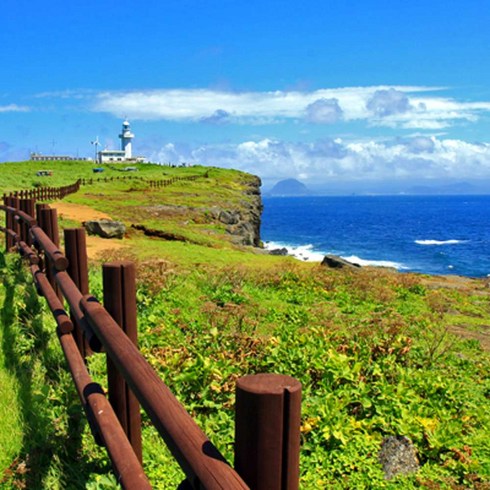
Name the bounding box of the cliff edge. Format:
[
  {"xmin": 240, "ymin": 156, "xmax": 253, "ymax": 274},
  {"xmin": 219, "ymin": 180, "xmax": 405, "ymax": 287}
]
[{"xmin": 216, "ymin": 175, "xmax": 262, "ymax": 247}]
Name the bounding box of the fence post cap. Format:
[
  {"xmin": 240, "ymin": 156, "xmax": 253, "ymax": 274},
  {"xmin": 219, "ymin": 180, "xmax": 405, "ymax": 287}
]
[{"xmin": 237, "ymin": 373, "xmax": 301, "ymax": 395}]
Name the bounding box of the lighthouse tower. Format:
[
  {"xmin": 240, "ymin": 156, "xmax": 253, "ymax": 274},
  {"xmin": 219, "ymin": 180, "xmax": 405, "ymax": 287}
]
[{"xmin": 119, "ymin": 120, "xmax": 134, "ymax": 159}]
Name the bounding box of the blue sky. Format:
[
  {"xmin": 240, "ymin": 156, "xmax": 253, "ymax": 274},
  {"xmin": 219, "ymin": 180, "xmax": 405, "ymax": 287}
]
[{"xmin": 2, "ymin": 0, "xmax": 490, "ymax": 190}]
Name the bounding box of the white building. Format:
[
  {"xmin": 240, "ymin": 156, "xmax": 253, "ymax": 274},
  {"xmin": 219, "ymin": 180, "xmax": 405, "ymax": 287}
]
[
  {"xmin": 30, "ymin": 153, "xmax": 90, "ymax": 162},
  {"xmin": 98, "ymin": 120, "xmax": 146, "ymax": 164}
]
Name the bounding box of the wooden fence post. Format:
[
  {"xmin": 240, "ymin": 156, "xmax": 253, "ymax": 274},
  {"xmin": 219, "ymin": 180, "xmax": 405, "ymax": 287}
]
[
  {"xmin": 234, "ymin": 373, "xmax": 301, "ymax": 490},
  {"xmin": 102, "ymin": 261, "xmax": 142, "ymax": 463},
  {"xmin": 35, "ymin": 203, "xmax": 49, "ymax": 222},
  {"xmin": 19, "ymin": 198, "xmax": 35, "ymax": 245},
  {"xmin": 4, "ymin": 196, "xmax": 13, "ymax": 250},
  {"xmin": 39, "ymin": 208, "xmax": 61, "ymax": 297},
  {"xmin": 9, "ymin": 197, "xmax": 20, "ymax": 247},
  {"xmin": 64, "ymin": 228, "xmax": 91, "ymax": 358}
]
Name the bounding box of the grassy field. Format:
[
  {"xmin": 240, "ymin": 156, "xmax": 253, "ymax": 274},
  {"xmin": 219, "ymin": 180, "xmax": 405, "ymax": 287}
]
[{"xmin": 0, "ymin": 160, "xmax": 489, "ymax": 489}]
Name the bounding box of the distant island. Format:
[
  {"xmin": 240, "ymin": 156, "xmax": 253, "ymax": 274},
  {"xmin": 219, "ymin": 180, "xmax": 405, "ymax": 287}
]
[{"xmin": 268, "ymin": 178, "xmax": 310, "ymax": 196}]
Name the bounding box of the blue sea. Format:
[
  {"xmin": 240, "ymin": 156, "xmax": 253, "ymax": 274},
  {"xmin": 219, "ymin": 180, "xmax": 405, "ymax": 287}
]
[{"xmin": 261, "ymin": 195, "xmax": 490, "ymax": 278}]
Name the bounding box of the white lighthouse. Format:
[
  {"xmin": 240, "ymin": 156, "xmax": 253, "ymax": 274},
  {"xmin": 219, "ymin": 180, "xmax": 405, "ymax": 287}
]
[
  {"xmin": 97, "ymin": 120, "xmax": 145, "ymax": 163},
  {"xmin": 119, "ymin": 120, "xmax": 134, "ymax": 159}
]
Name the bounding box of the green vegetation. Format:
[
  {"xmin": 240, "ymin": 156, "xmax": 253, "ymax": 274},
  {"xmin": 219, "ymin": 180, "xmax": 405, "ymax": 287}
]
[
  {"xmin": 0, "ymin": 252, "xmax": 116, "ymax": 489},
  {"xmin": 0, "ymin": 259, "xmax": 23, "ymax": 475},
  {"xmin": 0, "ymin": 161, "xmax": 489, "ymax": 488}
]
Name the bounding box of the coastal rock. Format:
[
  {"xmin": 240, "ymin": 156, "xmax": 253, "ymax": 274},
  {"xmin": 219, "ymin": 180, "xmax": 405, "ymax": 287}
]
[
  {"xmin": 321, "ymin": 254, "xmax": 361, "ymax": 269},
  {"xmin": 379, "ymin": 436, "xmax": 419, "ymax": 479},
  {"xmin": 84, "ymin": 220, "xmax": 126, "ymax": 239},
  {"xmin": 220, "ymin": 176, "xmax": 262, "ymax": 247},
  {"xmin": 228, "ymin": 221, "xmax": 257, "ymax": 246},
  {"xmin": 219, "ymin": 210, "xmax": 240, "ymax": 225},
  {"xmin": 269, "ymin": 247, "xmax": 289, "ymax": 256}
]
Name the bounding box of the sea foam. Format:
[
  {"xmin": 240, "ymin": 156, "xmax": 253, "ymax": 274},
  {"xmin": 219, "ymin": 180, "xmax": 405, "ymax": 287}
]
[
  {"xmin": 264, "ymin": 242, "xmax": 406, "ymax": 269},
  {"xmin": 263, "ymin": 241, "xmax": 325, "ymax": 261},
  {"xmin": 415, "ymin": 239, "xmax": 465, "ymax": 246},
  {"xmin": 341, "ymin": 255, "xmax": 407, "ymax": 270}
]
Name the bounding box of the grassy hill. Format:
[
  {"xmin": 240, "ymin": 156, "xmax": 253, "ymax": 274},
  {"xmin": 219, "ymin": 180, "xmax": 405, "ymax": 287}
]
[{"xmin": 0, "ymin": 160, "xmax": 489, "ymax": 489}]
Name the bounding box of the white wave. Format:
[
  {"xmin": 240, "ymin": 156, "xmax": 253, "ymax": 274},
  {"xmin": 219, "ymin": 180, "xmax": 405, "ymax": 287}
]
[
  {"xmin": 264, "ymin": 241, "xmax": 407, "ymax": 268},
  {"xmin": 415, "ymin": 239, "xmax": 466, "ymax": 246},
  {"xmin": 341, "ymin": 255, "xmax": 407, "ymax": 270},
  {"xmin": 263, "ymin": 241, "xmax": 325, "ymax": 261}
]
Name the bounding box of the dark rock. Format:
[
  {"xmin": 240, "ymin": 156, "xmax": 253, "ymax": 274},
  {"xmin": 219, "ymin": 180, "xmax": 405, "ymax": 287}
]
[
  {"xmin": 227, "ymin": 222, "xmax": 256, "ymax": 246},
  {"xmin": 219, "ymin": 210, "xmax": 240, "ymax": 225},
  {"xmin": 84, "ymin": 220, "xmax": 126, "ymax": 239},
  {"xmin": 269, "ymin": 247, "xmax": 288, "ymax": 256},
  {"xmin": 379, "ymin": 436, "xmax": 419, "ymax": 480},
  {"xmin": 218, "ymin": 177, "xmax": 262, "ymax": 247},
  {"xmin": 321, "ymin": 254, "xmax": 361, "ymax": 269},
  {"xmin": 131, "ymin": 224, "xmax": 187, "ymax": 242}
]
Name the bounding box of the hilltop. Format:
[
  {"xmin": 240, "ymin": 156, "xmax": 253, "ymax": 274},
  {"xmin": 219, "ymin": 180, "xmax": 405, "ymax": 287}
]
[
  {"xmin": 0, "ymin": 160, "xmax": 267, "ymax": 267},
  {"xmin": 0, "ymin": 160, "xmax": 489, "ymax": 489},
  {"xmin": 267, "ymin": 178, "xmax": 311, "ymax": 196}
]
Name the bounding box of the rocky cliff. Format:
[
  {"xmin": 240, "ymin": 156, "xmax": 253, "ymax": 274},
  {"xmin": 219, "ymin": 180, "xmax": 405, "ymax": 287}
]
[
  {"xmin": 212, "ymin": 175, "xmax": 263, "ymax": 247},
  {"xmin": 138, "ymin": 173, "xmax": 263, "ymax": 248}
]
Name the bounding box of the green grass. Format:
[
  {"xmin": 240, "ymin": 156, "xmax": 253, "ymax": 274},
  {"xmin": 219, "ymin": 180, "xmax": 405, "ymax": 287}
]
[
  {"xmin": 99, "ymin": 263, "xmax": 490, "ymax": 489},
  {"xmin": 1, "ymin": 161, "xmax": 489, "ymax": 488},
  {"xmin": 0, "ymin": 335, "xmax": 23, "ymax": 476},
  {"xmin": 0, "ymin": 160, "xmax": 213, "ymax": 195},
  {"xmin": 0, "ymin": 252, "xmax": 23, "ymax": 477},
  {"xmin": 0, "ymin": 253, "xmax": 118, "ymax": 489}
]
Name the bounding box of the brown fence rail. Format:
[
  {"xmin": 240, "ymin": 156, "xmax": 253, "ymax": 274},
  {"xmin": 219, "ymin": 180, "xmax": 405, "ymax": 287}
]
[
  {"xmin": 1, "ymin": 196, "xmax": 301, "ymax": 489},
  {"xmin": 2, "ymin": 173, "xmax": 207, "ymax": 203},
  {"xmin": 1, "ymin": 179, "xmax": 82, "ymax": 202}
]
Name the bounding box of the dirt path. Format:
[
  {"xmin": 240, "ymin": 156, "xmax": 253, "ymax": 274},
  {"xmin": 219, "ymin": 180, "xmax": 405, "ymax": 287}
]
[{"xmin": 53, "ymin": 201, "xmax": 128, "ymax": 259}]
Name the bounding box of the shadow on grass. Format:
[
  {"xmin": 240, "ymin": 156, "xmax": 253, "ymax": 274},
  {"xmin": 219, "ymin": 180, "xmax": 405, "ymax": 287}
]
[{"xmin": 0, "ymin": 251, "xmax": 107, "ymax": 488}]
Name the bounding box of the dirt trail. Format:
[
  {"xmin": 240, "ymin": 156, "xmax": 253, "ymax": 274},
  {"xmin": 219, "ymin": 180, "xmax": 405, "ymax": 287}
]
[{"xmin": 53, "ymin": 201, "xmax": 127, "ymax": 259}]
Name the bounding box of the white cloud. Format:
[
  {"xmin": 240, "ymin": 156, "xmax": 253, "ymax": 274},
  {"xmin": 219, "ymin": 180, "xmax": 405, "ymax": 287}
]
[
  {"xmin": 200, "ymin": 109, "xmax": 232, "ymax": 125},
  {"xmin": 90, "ymin": 85, "xmax": 490, "ymax": 131},
  {"xmin": 366, "ymin": 88, "xmax": 412, "ymax": 116},
  {"xmin": 0, "ymin": 104, "xmax": 30, "ymax": 113},
  {"xmin": 150, "ymin": 136, "xmax": 490, "ymax": 184},
  {"xmin": 305, "ymin": 98, "xmax": 343, "ymax": 124}
]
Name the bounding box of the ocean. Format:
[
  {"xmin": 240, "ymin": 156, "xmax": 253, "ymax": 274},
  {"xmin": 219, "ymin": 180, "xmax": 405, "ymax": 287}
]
[{"xmin": 261, "ymin": 195, "xmax": 490, "ymax": 278}]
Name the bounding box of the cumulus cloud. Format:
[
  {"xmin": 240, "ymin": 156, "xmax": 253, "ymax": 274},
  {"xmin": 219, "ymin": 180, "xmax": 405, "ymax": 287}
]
[
  {"xmin": 150, "ymin": 136, "xmax": 490, "ymax": 184},
  {"xmin": 200, "ymin": 109, "xmax": 232, "ymax": 125},
  {"xmin": 90, "ymin": 85, "xmax": 490, "ymax": 130},
  {"xmin": 403, "ymin": 136, "xmax": 436, "ymax": 154},
  {"xmin": 366, "ymin": 88, "xmax": 413, "ymax": 117},
  {"xmin": 305, "ymin": 98, "xmax": 343, "ymax": 123},
  {"xmin": 0, "ymin": 104, "xmax": 30, "ymax": 113}
]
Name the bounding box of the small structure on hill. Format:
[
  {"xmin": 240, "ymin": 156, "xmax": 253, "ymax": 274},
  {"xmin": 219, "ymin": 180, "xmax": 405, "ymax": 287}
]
[
  {"xmin": 97, "ymin": 120, "xmax": 146, "ymax": 164},
  {"xmin": 30, "ymin": 153, "xmax": 90, "ymax": 162}
]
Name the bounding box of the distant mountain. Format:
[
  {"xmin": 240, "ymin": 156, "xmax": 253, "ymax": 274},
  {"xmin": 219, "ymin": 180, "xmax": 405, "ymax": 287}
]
[{"xmin": 268, "ymin": 178, "xmax": 310, "ymax": 196}]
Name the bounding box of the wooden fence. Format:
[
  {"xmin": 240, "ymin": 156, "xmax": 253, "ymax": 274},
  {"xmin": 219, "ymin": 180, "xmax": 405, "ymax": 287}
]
[
  {"xmin": 2, "ymin": 173, "xmax": 208, "ymax": 203},
  {"xmin": 0, "ymin": 183, "xmax": 301, "ymax": 489}
]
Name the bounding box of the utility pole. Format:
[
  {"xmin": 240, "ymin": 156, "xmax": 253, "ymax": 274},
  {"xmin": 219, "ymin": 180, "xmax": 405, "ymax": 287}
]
[{"xmin": 91, "ymin": 137, "xmax": 101, "ymax": 164}]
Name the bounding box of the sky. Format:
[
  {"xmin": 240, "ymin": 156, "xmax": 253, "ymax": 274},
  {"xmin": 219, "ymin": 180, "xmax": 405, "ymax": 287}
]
[{"xmin": 2, "ymin": 0, "xmax": 490, "ymax": 192}]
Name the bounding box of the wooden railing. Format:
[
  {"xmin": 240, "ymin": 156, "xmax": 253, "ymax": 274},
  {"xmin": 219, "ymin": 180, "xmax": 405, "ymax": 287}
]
[
  {"xmin": 1, "ymin": 196, "xmax": 301, "ymax": 489},
  {"xmin": 1, "ymin": 172, "xmax": 208, "ymax": 203}
]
